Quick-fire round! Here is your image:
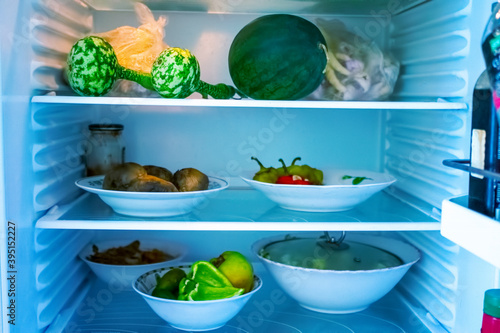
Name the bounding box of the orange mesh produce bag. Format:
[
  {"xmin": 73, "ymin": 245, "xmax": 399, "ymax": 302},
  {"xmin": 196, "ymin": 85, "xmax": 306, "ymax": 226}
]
[{"xmin": 97, "ymin": 3, "xmax": 169, "ymax": 73}]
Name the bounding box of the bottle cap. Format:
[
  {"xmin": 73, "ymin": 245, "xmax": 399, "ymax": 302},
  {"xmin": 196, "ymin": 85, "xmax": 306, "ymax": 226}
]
[
  {"xmin": 89, "ymin": 124, "xmax": 124, "ymax": 132},
  {"xmin": 484, "ymin": 289, "xmax": 500, "ymax": 318}
]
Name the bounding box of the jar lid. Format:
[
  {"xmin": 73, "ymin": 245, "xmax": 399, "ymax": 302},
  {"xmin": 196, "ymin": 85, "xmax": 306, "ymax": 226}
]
[
  {"xmin": 484, "ymin": 289, "xmax": 500, "ymax": 318},
  {"xmin": 89, "ymin": 124, "xmax": 124, "ymax": 131}
]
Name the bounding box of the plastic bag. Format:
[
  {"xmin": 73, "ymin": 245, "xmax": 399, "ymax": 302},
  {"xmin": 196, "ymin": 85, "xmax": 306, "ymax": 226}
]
[
  {"xmin": 96, "ymin": 3, "xmax": 169, "ymax": 96},
  {"xmin": 97, "ymin": 3, "xmax": 169, "ymax": 73},
  {"xmin": 309, "ymin": 19, "xmax": 400, "ymax": 101}
]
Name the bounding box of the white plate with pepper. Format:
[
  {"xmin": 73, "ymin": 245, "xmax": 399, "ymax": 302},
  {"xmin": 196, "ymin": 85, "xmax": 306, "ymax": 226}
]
[{"xmin": 242, "ymin": 170, "xmax": 396, "ymax": 212}]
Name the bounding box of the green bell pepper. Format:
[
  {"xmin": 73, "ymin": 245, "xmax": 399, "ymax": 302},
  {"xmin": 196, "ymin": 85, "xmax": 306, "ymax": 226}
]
[
  {"xmin": 280, "ymin": 157, "xmax": 323, "ymax": 185},
  {"xmin": 251, "ymin": 156, "xmax": 280, "ymax": 183}
]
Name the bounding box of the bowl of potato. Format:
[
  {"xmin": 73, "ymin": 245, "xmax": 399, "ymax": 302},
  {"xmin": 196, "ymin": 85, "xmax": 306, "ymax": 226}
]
[{"xmin": 76, "ymin": 162, "xmax": 228, "ymax": 217}]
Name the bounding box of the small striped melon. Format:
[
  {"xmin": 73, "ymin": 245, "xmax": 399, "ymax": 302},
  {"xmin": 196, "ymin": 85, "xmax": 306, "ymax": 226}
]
[
  {"xmin": 66, "ymin": 36, "xmax": 118, "ymax": 97},
  {"xmin": 151, "ymin": 48, "xmax": 200, "ymax": 98}
]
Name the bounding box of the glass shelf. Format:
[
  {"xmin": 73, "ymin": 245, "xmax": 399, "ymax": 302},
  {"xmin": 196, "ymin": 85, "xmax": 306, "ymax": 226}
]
[
  {"xmin": 32, "ymin": 95, "xmax": 468, "ymax": 110},
  {"xmin": 60, "ymin": 264, "xmax": 443, "ymax": 333},
  {"xmin": 36, "ymin": 189, "xmax": 439, "ymax": 231},
  {"xmin": 82, "ymin": 0, "xmax": 429, "ymax": 16}
]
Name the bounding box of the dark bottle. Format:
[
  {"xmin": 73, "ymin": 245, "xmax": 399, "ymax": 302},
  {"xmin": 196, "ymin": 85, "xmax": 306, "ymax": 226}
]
[
  {"xmin": 469, "ymin": 71, "xmax": 499, "ymax": 217},
  {"xmin": 482, "ymin": 3, "xmax": 500, "ymax": 123}
]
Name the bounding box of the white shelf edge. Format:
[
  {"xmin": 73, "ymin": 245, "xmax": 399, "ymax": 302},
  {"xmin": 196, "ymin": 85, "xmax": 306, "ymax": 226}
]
[
  {"xmin": 36, "ymin": 219, "xmax": 441, "ymax": 231},
  {"xmin": 441, "ymin": 196, "xmax": 500, "ymax": 269},
  {"xmin": 31, "ymin": 95, "xmax": 468, "ymax": 110}
]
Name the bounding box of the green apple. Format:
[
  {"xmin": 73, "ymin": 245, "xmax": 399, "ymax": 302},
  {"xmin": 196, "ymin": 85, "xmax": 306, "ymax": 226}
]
[{"xmin": 210, "ymin": 251, "xmax": 254, "ymax": 293}]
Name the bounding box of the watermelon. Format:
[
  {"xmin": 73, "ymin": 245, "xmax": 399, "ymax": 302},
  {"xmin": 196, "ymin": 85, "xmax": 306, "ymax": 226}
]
[{"xmin": 228, "ymin": 14, "xmax": 328, "ymax": 100}]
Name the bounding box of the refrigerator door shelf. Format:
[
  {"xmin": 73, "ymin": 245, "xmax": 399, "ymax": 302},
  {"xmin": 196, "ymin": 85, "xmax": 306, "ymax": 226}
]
[
  {"xmin": 36, "ymin": 189, "xmax": 440, "ymax": 231},
  {"xmin": 442, "ymin": 195, "xmax": 500, "ymax": 269},
  {"xmin": 443, "ymin": 159, "xmax": 500, "ymax": 182}
]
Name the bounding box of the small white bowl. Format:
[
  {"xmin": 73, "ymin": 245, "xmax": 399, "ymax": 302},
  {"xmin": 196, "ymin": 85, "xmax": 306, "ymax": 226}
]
[
  {"xmin": 241, "ymin": 170, "xmax": 396, "ymax": 212},
  {"xmin": 75, "ymin": 175, "xmax": 229, "ymax": 217},
  {"xmin": 252, "ymin": 233, "xmax": 419, "ymax": 314},
  {"xmin": 133, "ymin": 264, "xmax": 262, "ymax": 331},
  {"xmin": 79, "ymin": 238, "xmax": 187, "ymax": 289}
]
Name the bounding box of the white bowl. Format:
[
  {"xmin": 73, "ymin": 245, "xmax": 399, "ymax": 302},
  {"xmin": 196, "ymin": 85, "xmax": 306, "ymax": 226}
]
[
  {"xmin": 79, "ymin": 238, "xmax": 187, "ymax": 289},
  {"xmin": 75, "ymin": 175, "xmax": 229, "ymax": 217},
  {"xmin": 133, "ymin": 264, "xmax": 262, "ymax": 331},
  {"xmin": 252, "ymin": 233, "xmax": 419, "ymax": 314},
  {"xmin": 241, "ymin": 170, "xmax": 396, "ymax": 212}
]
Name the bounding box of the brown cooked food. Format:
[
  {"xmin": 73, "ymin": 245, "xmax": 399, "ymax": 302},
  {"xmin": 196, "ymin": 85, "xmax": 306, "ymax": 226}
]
[
  {"xmin": 127, "ymin": 175, "xmax": 178, "ymax": 192},
  {"xmin": 173, "ymin": 168, "xmax": 209, "ymax": 192},
  {"xmin": 103, "ymin": 162, "xmax": 147, "ymax": 191},
  {"xmin": 143, "ymin": 165, "xmax": 173, "ymax": 182},
  {"xmin": 102, "ymin": 163, "xmax": 210, "ymax": 192},
  {"xmin": 87, "ymin": 240, "xmax": 174, "ymax": 265}
]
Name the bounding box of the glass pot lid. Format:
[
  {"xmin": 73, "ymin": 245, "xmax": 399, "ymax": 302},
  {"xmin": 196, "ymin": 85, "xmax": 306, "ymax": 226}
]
[{"xmin": 259, "ymin": 233, "xmax": 403, "ymax": 271}]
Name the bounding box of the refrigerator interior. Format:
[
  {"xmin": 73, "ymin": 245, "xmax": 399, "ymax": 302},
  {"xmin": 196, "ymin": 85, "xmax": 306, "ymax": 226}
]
[{"xmin": 2, "ymin": 0, "xmax": 500, "ymax": 332}]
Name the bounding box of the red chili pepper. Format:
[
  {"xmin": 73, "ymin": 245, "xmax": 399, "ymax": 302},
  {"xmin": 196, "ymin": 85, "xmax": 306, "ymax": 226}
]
[{"xmin": 276, "ymin": 175, "xmax": 311, "ymax": 185}]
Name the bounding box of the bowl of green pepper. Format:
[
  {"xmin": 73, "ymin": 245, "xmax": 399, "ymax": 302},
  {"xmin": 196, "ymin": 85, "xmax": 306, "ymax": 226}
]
[
  {"xmin": 133, "ymin": 262, "xmax": 262, "ymax": 331},
  {"xmin": 241, "ymin": 157, "xmax": 396, "ymax": 212}
]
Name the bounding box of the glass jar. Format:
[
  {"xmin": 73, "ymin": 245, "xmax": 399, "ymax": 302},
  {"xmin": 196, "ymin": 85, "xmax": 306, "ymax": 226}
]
[{"xmin": 85, "ymin": 124, "xmax": 125, "ymax": 176}]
